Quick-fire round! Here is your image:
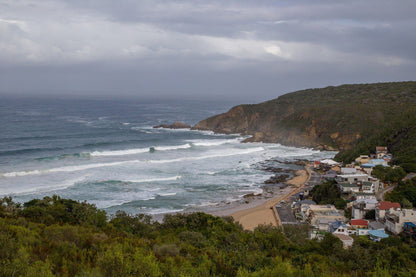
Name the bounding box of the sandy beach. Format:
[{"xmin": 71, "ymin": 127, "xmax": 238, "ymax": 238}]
[{"xmin": 211, "ymin": 165, "xmax": 311, "ymax": 230}]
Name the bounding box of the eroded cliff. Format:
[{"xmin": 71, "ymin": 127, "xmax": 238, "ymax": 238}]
[{"xmin": 192, "ymin": 82, "xmax": 416, "ymax": 169}]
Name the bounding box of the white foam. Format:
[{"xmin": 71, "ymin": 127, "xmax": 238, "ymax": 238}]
[
  {"xmin": 146, "ymin": 208, "xmax": 184, "ymax": 215},
  {"xmin": 239, "ymin": 187, "xmax": 263, "ymax": 195},
  {"xmin": 91, "ymin": 148, "xmax": 149, "ymax": 157},
  {"xmin": 157, "ymin": 192, "xmax": 178, "ymax": 197},
  {"xmin": 203, "ymin": 171, "xmax": 217, "ymax": 175},
  {"xmin": 1, "ymin": 175, "xmax": 87, "ymax": 196},
  {"xmin": 90, "ymin": 143, "xmax": 191, "ymax": 157},
  {"xmin": 1, "ymin": 147, "xmax": 265, "ymax": 178},
  {"xmin": 149, "ymin": 147, "xmax": 265, "ymax": 164},
  {"xmin": 187, "ymin": 138, "xmax": 242, "ymax": 147},
  {"xmin": 91, "ymin": 199, "xmax": 136, "ymax": 209},
  {"xmin": 153, "ymin": 143, "xmax": 191, "ymax": 151},
  {"xmin": 1, "ymin": 161, "xmax": 132, "ymax": 177},
  {"xmin": 127, "ymin": 176, "xmax": 182, "ymax": 183}
]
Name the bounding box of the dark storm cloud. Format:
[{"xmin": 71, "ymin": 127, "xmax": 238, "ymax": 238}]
[{"xmin": 0, "ymin": 0, "xmax": 415, "ymax": 100}]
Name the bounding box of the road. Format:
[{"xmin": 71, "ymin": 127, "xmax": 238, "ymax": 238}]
[
  {"xmin": 306, "ymin": 168, "xmax": 322, "ymax": 187},
  {"xmin": 275, "ymin": 167, "xmax": 323, "ymax": 226},
  {"xmin": 376, "ymin": 184, "xmax": 397, "ymax": 201}
]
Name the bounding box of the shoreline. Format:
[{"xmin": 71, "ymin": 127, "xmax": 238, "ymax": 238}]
[{"xmin": 208, "ymin": 165, "xmax": 311, "ymax": 230}]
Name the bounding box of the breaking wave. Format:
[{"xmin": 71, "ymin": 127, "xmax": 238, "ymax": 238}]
[{"xmin": 1, "ymin": 147, "xmax": 265, "ymax": 178}]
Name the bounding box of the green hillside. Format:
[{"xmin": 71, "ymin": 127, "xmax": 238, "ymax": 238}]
[
  {"xmin": 193, "ymin": 82, "xmax": 416, "ymax": 171},
  {"xmin": 1, "ymin": 195, "xmax": 416, "ymax": 276}
]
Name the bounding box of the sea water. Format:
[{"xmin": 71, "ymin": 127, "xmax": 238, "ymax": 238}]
[{"xmin": 0, "ymin": 97, "xmax": 334, "ymax": 215}]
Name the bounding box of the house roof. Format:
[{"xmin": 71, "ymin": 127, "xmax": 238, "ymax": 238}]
[
  {"xmin": 368, "ymin": 230, "xmax": 389, "ymax": 238},
  {"xmin": 356, "ymin": 192, "xmax": 376, "ymax": 196},
  {"xmin": 339, "ymin": 182, "xmax": 358, "ymax": 188},
  {"xmin": 361, "ymin": 163, "xmax": 376, "ymax": 168},
  {"xmin": 295, "ymin": 200, "xmax": 317, "ymax": 207},
  {"xmin": 370, "ymin": 159, "xmax": 387, "ymax": 163},
  {"xmin": 368, "ymin": 221, "xmax": 384, "ymax": 230},
  {"xmin": 337, "ymin": 174, "xmax": 369, "ymax": 178},
  {"xmin": 376, "ymin": 147, "xmax": 388, "ymax": 152},
  {"xmin": 334, "ymin": 233, "xmax": 353, "ymax": 241},
  {"xmin": 320, "ymin": 159, "xmax": 339, "ymax": 165},
  {"xmin": 378, "ymin": 201, "xmax": 401, "ymax": 210},
  {"xmin": 330, "ymin": 220, "xmax": 348, "ymax": 232},
  {"xmin": 404, "ymin": 222, "xmax": 416, "ymax": 228},
  {"xmin": 351, "ymin": 219, "xmax": 368, "ymax": 227},
  {"xmin": 354, "ymin": 199, "xmax": 378, "ymax": 205},
  {"xmin": 341, "ymin": 168, "xmax": 357, "ymax": 174}
]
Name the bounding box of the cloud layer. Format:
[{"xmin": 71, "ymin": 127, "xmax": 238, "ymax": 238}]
[{"xmin": 1, "ymin": 0, "xmax": 415, "ymax": 100}]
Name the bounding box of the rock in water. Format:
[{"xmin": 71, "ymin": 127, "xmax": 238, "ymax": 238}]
[{"xmin": 153, "ymin": 121, "xmax": 191, "ymax": 129}]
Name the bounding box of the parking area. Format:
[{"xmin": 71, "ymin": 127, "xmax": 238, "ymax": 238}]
[{"xmin": 276, "ymin": 202, "xmax": 297, "ymax": 225}]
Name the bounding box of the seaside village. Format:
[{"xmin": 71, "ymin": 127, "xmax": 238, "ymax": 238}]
[{"xmin": 278, "ymin": 146, "xmax": 416, "ymax": 248}]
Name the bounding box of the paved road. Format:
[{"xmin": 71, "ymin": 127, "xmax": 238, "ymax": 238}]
[
  {"xmin": 275, "ymin": 167, "xmax": 323, "ymax": 226},
  {"xmin": 376, "ymin": 184, "xmax": 397, "ymax": 201},
  {"xmin": 306, "ymin": 168, "xmax": 322, "ymax": 187}
]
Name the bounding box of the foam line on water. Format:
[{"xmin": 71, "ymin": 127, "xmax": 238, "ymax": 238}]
[
  {"xmin": 153, "ymin": 143, "xmax": 191, "ymax": 151},
  {"xmin": 1, "ymin": 147, "xmax": 265, "ymax": 178},
  {"xmin": 90, "ymin": 143, "xmax": 191, "ymax": 157},
  {"xmin": 1, "ymin": 175, "xmax": 88, "ymax": 196},
  {"xmin": 148, "ymin": 147, "xmax": 265, "ymax": 164},
  {"xmin": 126, "ymin": 176, "xmax": 182, "ymax": 183},
  {"xmin": 187, "ymin": 138, "xmax": 243, "ymax": 147},
  {"xmin": 91, "ymin": 148, "xmax": 149, "ymax": 157}
]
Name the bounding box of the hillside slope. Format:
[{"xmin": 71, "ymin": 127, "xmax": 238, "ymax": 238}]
[{"xmin": 193, "ymin": 82, "xmax": 416, "ymax": 171}]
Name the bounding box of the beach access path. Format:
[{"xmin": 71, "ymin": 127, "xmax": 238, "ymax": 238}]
[{"xmin": 230, "ymin": 165, "xmax": 312, "ymax": 231}]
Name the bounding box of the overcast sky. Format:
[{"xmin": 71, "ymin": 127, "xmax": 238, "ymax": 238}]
[{"xmin": 1, "ymin": 0, "xmax": 415, "ymax": 101}]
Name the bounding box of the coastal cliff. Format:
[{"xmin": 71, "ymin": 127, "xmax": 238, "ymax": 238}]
[{"xmin": 193, "ymin": 82, "xmax": 416, "ymax": 170}]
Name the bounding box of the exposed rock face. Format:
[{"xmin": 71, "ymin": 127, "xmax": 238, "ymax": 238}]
[
  {"xmin": 154, "ymin": 121, "xmax": 191, "ymax": 129},
  {"xmin": 192, "ymin": 104, "xmax": 344, "ymax": 150},
  {"xmin": 192, "ymin": 81, "xmax": 416, "ymax": 154},
  {"xmin": 264, "ymin": 174, "xmax": 290, "ymax": 184}
]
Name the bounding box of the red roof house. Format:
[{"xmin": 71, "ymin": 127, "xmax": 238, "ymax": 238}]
[
  {"xmin": 376, "ymin": 201, "xmax": 401, "ymax": 222},
  {"xmin": 378, "ymin": 201, "xmax": 401, "ymax": 210},
  {"xmin": 351, "ymin": 219, "xmax": 368, "ymax": 228}
]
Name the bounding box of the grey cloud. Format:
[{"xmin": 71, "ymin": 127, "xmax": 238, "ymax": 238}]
[{"xmin": 0, "ymin": 0, "xmax": 415, "ymax": 100}]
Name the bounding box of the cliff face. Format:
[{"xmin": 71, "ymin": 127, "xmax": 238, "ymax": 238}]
[{"xmin": 192, "ymin": 82, "xmax": 416, "ymax": 169}]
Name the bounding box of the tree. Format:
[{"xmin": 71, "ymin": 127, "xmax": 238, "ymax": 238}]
[{"xmin": 364, "ymin": 210, "xmax": 376, "ymax": 220}]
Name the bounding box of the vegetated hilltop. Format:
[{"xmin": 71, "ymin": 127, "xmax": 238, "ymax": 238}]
[
  {"xmin": 1, "ymin": 195, "xmax": 416, "ymax": 276},
  {"xmin": 193, "ymin": 82, "xmax": 416, "ymax": 171}
]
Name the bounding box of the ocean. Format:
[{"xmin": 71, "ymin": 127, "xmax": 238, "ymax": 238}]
[{"xmin": 0, "ymin": 97, "xmax": 334, "ymax": 216}]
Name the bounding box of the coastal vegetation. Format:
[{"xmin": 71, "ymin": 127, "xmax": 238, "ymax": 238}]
[
  {"xmin": 1, "ymin": 196, "xmax": 416, "ymax": 276},
  {"xmin": 385, "ymin": 177, "xmax": 416, "ymax": 208},
  {"xmin": 310, "ymin": 180, "xmax": 347, "ymax": 210},
  {"xmin": 371, "ymin": 165, "xmax": 406, "ymax": 183},
  {"xmin": 193, "ymin": 81, "xmax": 416, "ymax": 172}
]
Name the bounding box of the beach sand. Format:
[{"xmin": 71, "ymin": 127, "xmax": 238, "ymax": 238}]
[{"xmin": 211, "ymin": 166, "xmax": 311, "ymax": 231}]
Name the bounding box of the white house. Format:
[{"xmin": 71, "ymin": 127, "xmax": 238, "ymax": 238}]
[
  {"xmin": 356, "ymin": 193, "xmax": 377, "ymax": 200},
  {"xmin": 336, "ymin": 174, "xmax": 380, "ymax": 191},
  {"xmin": 341, "ymin": 167, "xmax": 357, "ymax": 175},
  {"xmin": 329, "ymin": 220, "xmax": 350, "ymax": 235},
  {"xmin": 338, "ymin": 182, "xmax": 360, "ymax": 194},
  {"xmin": 352, "ymin": 199, "xmax": 378, "ymax": 219},
  {"xmin": 307, "ymin": 205, "xmax": 345, "ymax": 231},
  {"xmin": 375, "ymin": 201, "xmax": 401, "ymax": 222},
  {"xmin": 385, "ymin": 209, "xmax": 416, "ymax": 234}
]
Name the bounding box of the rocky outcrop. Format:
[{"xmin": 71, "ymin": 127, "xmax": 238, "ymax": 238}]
[
  {"xmin": 192, "ymin": 104, "xmax": 344, "ymax": 150},
  {"xmin": 192, "ymin": 82, "xmax": 416, "ymax": 155},
  {"xmin": 154, "ymin": 121, "xmax": 191, "ymax": 129}
]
